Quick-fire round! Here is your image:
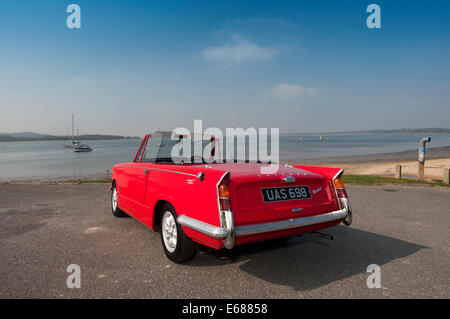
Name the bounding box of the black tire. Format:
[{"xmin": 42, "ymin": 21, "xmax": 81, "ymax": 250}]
[
  {"xmin": 159, "ymin": 203, "xmax": 195, "ymax": 263},
  {"xmin": 111, "ymin": 183, "xmax": 127, "ymax": 217}
]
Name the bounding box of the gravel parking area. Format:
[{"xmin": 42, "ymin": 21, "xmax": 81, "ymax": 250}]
[{"xmin": 0, "ymin": 183, "xmax": 449, "ymax": 298}]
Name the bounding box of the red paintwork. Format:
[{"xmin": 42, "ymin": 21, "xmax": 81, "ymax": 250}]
[{"xmin": 112, "ymin": 134, "xmax": 347, "ymax": 250}]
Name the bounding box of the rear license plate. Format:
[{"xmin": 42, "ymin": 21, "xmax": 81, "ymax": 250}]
[{"xmin": 261, "ymin": 186, "xmax": 311, "ymax": 202}]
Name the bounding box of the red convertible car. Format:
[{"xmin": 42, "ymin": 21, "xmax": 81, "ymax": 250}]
[{"xmin": 111, "ymin": 132, "xmax": 353, "ymax": 263}]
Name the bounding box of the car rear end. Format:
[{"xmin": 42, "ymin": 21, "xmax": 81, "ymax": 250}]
[{"xmin": 215, "ymin": 164, "xmax": 352, "ymax": 248}]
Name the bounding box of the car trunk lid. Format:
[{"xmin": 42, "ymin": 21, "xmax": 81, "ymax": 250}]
[{"xmin": 213, "ymin": 163, "xmax": 338, "ymax": 226}]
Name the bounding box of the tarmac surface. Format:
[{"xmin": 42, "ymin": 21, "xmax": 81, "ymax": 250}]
[{"xmin": 0, "ymin": 183, "xmax": 449, "ymax": 298}]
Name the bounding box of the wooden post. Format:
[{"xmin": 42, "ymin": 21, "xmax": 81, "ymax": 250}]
[
  {"xmin": 395, "ymin": 165, "xmax": 402, "ymax": 179},
  {"xmin": 444, "ymin": 168, "xmax": 450, "ymax": 184},
  {"xmin": 418, "ymin": 162, "xmax": 425, "ymax": 180}
]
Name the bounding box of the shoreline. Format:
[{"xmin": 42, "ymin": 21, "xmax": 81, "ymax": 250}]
[
  {"xmin": 319, "ymin": 158, "xmax": 450, "ymax": 181},
  {"xmin": 281, "ymin": 145, "xmax": 450, "ymax": 164},
  {"xmin": 0, "ymin": 137, "xmax": 140, "ymax": 143},
  {"xmin": 1, "ymin": 146, "xmax": 449, "ymax": 183},
  {"xmin": 0, "ymin": 172, "xmax": 112, "ymax": 184}
]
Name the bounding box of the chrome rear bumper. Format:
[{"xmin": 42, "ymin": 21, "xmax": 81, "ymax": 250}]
[
  {"xmin": 234, "ymin": 209, "xmax": 347, "ymax": 237},
  {"xmin": 178, "ymin": 206, "xmax": 348, "ymax": 249},
  {"xmin": 176, "ymin": 215, "xmax": 228, "ymax": 239}
]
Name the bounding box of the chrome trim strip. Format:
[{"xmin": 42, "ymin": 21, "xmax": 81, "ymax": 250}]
[
  {"xmin": 114, "ymin": 166, "xmax": 197, "ymax": 177},
  {"xmin": 149, "ymin": 167, "xmax": 197, "ymax": 177},
  {"xmin": 333, "ymin": 168, "xmax": 345, "ymax": 181},
  {"xmin": 234, "ymin": 209, "xmax": 347, "ymax": 237},
  {"xmin": 177, "ymin": 215, "xmax": 228, "ymax": 239}
]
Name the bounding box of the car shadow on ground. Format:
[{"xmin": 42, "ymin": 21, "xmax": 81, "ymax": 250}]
[{"xmin": 189, "ymin": 225, "xmax": 427, "ymax": 291}]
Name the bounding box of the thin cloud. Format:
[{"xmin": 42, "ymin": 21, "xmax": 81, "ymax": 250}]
[
  {"xmin": 202, "ymin": 34, "xmax": 279, "ymax": 64},
  {"xmin": 227, "ymin": 17, "xmax": 300, "ymax": 30},
  {"xmin": 263, "ymin": 83, "xmax": 318, "ymax": 100}
]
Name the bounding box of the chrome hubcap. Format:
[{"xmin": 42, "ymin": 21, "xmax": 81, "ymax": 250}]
[
  {"xmin": 162, "ymin": 211, "xmax": 177, "ymax": 253},
  {"xmin": 112, "ymin": 187, "xmax": 118, "ymax": 211}
]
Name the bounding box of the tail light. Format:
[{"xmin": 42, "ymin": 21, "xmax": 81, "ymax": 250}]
[
  {"xmin": 334, "ymin": 177, "xmax": 348, "ymax": 199},
  {"xmin": 334, "ymin": 172, "xmax": 349, "ymax": 212},
  {"xmin": 218, "ymin": 174, "xmax": 232, "ymax": 211},
  {"xmin": 217, "ymin": 172, "xmax": 235, "ymax": 249},
  {"xmin": 334, "ymin": 171, "xmax": 353, "ymax": 226}
]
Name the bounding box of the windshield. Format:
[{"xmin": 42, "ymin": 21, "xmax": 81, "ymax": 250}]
[
  {"xmin": 139, "ymin": 131, "xmax": 270, "ymax": 164},
  {"xmin": 142, "ymin": 132, "xmax": 216, "ymax": 164}
]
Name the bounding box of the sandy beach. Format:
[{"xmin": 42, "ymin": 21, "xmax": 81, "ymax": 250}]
[
  {"xmin": 288, "ymin": 146, "xmax": 450, "ymax": 182},
  {"xmin": 319, "ymin": 158, "xmax": 450, "ymax": 181}
]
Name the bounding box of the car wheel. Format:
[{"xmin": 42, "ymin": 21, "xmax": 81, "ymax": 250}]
[
  {"xmin": 111, "ymin": 184, "xmax": 127, "ymax": 217},
  {"xmin": 160, "ymin": 203, "xmax": 195, "ymax": 263}
]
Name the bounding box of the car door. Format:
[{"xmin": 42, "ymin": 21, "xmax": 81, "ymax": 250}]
[
  {"xmin": 117, "ymin": 135, "xmax": 151, "ymax": 220},
  {"xmin": 120, "ymin": 163, "xmax": 150, "ymax": 219}
]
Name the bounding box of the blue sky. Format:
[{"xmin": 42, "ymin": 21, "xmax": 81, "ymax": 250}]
[{"xmin": 0, "ymin": 0, "xmax": 449, "ymax": 135}]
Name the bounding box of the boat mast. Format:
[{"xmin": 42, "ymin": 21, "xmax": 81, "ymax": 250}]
[{"xmin": 72, "ymin": 114, "xmax": 74, "ymax": 143}]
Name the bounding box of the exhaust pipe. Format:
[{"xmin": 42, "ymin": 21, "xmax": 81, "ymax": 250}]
[{"xmin": 312, "ymin": 232, "xmax": 334, "ymax": 240}]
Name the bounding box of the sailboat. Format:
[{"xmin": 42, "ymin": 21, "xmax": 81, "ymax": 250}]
[
  {"xmin": 63, "ymin": 114, "xmax": 80, "ymax": 149},
  {"xmin": 73, "ymin": 143, "xmax": 93, "ymax": 152},
  {"xmin": 73, "ymin": 128, "xmax": 93, "ymax": 152}
]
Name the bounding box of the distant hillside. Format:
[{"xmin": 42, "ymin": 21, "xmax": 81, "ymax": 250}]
[
  {"xmin": 340, "ymin": 128, "xmax": 450, "ymax": 134},
  {"xmin": 285, "ymin": 128, "xmax": 450, "ymax": 136},
  {"xmin": 9, "ymin": 132, "xmax": 52, "ymax": 138},
  {"xmin": 4, "ymin": 132, "xmax": 57, "ymax": 140},
  {"xmin": 0, "ymin": 132, "xmax": 140, "ymax": 142}
]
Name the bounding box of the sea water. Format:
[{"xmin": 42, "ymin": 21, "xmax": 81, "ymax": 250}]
[{"xmin": 0, "ymin": 133, "xmax": 449, "ymax": 181}]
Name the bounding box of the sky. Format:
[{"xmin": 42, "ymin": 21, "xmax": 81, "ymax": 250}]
[{"xmin": 0, "ymin": 0, "xmax": 449, "ymax": 136}]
